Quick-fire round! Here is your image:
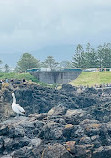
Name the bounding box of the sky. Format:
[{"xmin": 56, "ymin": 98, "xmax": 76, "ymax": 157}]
[{"xmin": 0, "ymin": 0, "xmax": 111, "ymax": 67}]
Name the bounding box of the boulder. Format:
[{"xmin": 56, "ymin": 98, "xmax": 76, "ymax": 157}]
[
  {"xmin": 41, "ymin": 143, "xmax": 73, "ymax": 158},
  {"xmin": 39, "ymin": 122, "xmax": 64, "ymax": 140},
  {"xmin": 65, "ymin": 109, "xmax": 90, "ymax": 125},
  {"xmin": 0, "ymin": 125, "xmax": 9, "ymax": 136},
  {"xmin": 74, "ymin": 144, "xmax": 92, "ymax": 158},
  {"xmin": 92, "ymin": 146, "xmax": 111, "ymax": 158}
]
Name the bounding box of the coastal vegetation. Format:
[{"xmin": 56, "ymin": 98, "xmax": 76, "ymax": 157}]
[
  {"xmin": 1, "ymin": 43, "xmax": 111, "ymax": 87},
  {"xmin": 1, "ymin": 43, "xmax": 111, "ymax": 73},
  {"xmin": 0, "ymin": 72, "xmax": 38, "ymax": 83}
]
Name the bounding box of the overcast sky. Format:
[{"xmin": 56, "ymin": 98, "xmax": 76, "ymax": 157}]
[{"xmin": 0, "ymin": 0, "xmax": 111, "ymax": 66}]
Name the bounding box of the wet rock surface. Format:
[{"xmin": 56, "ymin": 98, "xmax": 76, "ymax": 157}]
[{"xmin": 0, "ymin": 83, "xmax": 111, "ymax": 157}]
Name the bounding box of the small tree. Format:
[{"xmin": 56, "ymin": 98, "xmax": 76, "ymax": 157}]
[
  {"xmin": 0, "ymin": 60, "xmax": 2, "ymax": 72},
  {"xmin": 17, "ymin": 53, "xmax": 40, "ymax": 72},
  {"xmin": 14, "ymin": 66, "xmax": 22, "ymax": 73},
  {"xmin": 4, "ymin": 64, "xmax": 10, "ymax": 73},
  {"xmin": 0, "ymin": 60, "xmax": 2, "ymax": 64},
  {"xmin": 41, "ymin": 56, "xmax": 59, "ymax": 70},
  {"xmin": 60, "ymin": 61, "xmax": 72, "ymax": 69}
]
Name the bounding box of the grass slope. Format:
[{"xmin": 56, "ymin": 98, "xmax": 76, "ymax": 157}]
[{"xmin": 70, "ymin": 72, "xmax": 111, "ymax": 87}]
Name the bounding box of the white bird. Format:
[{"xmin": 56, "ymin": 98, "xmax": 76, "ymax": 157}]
[{"xmin": 12, "ymin": 92, "xmax": 25, "ymax": 116}]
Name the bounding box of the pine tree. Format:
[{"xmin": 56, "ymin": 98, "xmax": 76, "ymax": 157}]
[
  {"xmin": 72, "ymin": 44, "xmax": 85, "ymax": 68},
  {"xmin": 85, "ymin": 43, "xmax": 98, "ymax": 68},
  {"xmin": 102, "ymin": 43, "xmax": 111, "ymax": 68}
]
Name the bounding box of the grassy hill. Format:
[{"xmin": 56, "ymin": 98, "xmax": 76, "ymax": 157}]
[{"xmin": 70, "ymin": 71, "xmax": 111, "ymax": 87}]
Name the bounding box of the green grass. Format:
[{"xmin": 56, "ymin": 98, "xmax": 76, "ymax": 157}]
[
  {"xmin": 0, "ymin": 72, "xmax": 57, "ymax": 88},
  {"xmin": 0, "ymin": 72, "xmax": 39, "ymax": 83},
  {"xmin": 70, "ymin": 72, "xmax": 111, "ymax": 87}
]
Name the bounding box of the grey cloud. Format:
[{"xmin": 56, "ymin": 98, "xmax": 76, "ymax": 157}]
[{"xmin": 0, "ymin": 0, "xmax": 111, "ymax": 54}]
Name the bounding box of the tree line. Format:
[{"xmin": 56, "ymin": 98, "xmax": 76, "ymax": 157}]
[
  {"xmin": 0, "ymin": 54, "xmax": 73, "ymax": 72},
  {"xmin": 0, "ymin": 42, "xmax": 111, "ymax": 72},
  {"xmin": 72, "ymin": 43, "xmax": 111, "ymax": 69}
]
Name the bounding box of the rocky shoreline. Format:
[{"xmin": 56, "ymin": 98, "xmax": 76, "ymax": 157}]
[{"xmin": 0, "ymin": 83, "xmax": 111, "ymax": 157}]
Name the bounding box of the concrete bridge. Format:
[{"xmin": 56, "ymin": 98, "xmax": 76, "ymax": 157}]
[{"xmin": 30, "ymin": 69, "xmax": 82, "ymax": 84}]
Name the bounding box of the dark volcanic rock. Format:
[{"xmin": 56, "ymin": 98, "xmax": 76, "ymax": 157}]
[
  {"xmin": 0, "ymin": 136, "xmax": 4, "ymax": 154},
  {"xmin": 0, "ymin": 112, "xmax": 110, "ymax": 158},
  {"xmin": 61, "ymin": 84, "xmax": 77, "ymax": 92},
  {"xmin": 0, "ymin": 83, "xmax": 111, "ymax": 157},
  {"xmin": 1, "ymin": 83, "xmax": 100, "ymax": 118}
]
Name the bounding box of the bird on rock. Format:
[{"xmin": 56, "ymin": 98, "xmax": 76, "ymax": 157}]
[{"xmin": 12, "ymin": 92, "xmax": 25, "ymax": 116}]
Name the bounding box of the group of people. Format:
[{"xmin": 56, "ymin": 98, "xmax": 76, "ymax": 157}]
[
  {"xmin": 94, "ymin": 83, "xmax": 111, "ymax": 89},
  {"xmin": 0, "ymin": 78, "xmax": 9, "ymax": 84},
  {"xmin": 77, "ymin": 83, "xmax": 111, "ymax": 91},
  {"xmin": 0, "ymin": 78, "xmax": 26, "ymax": 90},
  {"xmin": 0, "ymin": 78, "xmax": 26, "ymax": 84}
]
